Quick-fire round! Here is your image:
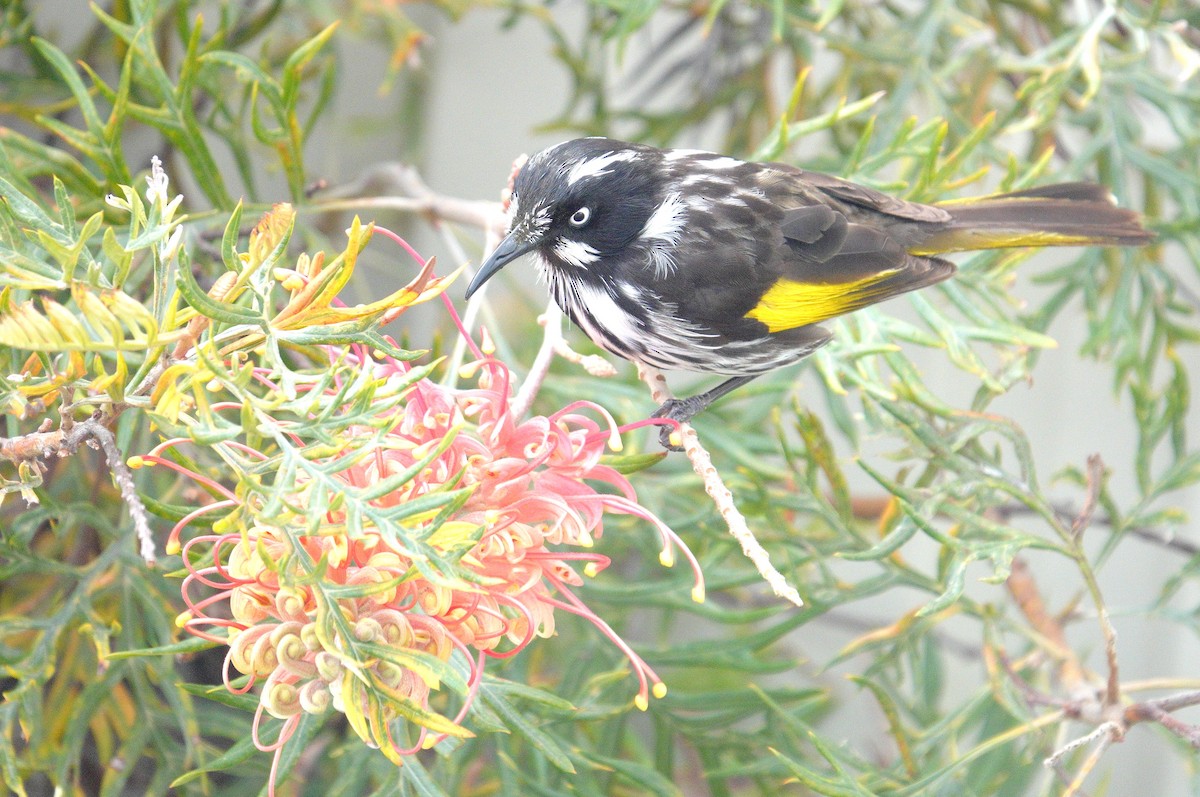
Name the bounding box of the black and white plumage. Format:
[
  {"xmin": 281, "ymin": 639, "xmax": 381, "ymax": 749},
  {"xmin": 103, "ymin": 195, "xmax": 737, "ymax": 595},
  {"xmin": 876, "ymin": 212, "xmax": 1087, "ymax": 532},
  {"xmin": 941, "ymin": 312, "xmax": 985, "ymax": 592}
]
[{"xmin": 465, "ymin": 137, "xmax": 1150, "ymax": 448}]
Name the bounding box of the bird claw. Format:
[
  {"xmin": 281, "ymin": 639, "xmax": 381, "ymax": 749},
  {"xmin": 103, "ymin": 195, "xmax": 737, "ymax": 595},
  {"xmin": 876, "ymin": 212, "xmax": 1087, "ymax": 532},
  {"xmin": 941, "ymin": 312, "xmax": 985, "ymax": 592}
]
[
  {"xmin": 655, "ymin": 424, "xmax": 683, "ymax": 451},
  {"xmin": 650, "ymin": 398, "xmax": 700, "ymax": 451}
]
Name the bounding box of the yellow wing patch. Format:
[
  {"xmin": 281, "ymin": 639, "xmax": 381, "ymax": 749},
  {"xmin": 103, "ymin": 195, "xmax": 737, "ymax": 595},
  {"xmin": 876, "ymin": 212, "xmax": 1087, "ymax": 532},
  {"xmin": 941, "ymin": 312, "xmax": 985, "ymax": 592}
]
[{"xmin": 745, "ymin": 271, "xmax": 900, "ymax": 333}]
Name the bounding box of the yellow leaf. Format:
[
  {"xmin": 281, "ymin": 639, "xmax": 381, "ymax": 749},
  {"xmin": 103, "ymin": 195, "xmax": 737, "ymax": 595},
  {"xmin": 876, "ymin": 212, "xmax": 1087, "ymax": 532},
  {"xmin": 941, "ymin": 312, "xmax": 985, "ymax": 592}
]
[
  {"xmin": 102, "ymin": 288, "xmax": 159, "ymax": 347},
  {"xmin": 247, "ymin": 203, "xmax": 296, "ymax": 269},
  {"xmin": 74, "ymin": 289, "xmax": 125, "ymax": 348},
  {"xmin": 40, "ymin": 298, "xmax": 89, "ymax": 347}
]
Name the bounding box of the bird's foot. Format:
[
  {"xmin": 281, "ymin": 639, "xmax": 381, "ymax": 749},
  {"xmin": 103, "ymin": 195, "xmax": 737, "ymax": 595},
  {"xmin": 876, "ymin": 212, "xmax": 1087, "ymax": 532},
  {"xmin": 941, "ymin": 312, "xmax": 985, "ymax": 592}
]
[{"xmin": 650, "ymin": 397, "xmax": 705, "ymax": 451}]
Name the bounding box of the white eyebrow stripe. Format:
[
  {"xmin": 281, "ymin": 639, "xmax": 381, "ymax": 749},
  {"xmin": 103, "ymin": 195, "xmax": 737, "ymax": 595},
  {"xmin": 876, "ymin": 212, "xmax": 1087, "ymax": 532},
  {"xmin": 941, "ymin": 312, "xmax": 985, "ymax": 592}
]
[
  {"xmin": 567, "ymin": 150, "xmax": 639, "ymax": 185},
  {"xmin": 663, "ymin": 150, "xmax": 743, "ymax": 171},
  {"xmin": 700, "ymin": 156, "xmax": 742, "ymax": 169},
  {"xmin": 512, "ymin": 202, "xmax": 551, "ymax": 241},
  {"xmin": 664, "ymin": 148, "xmax": 707, "ymax": 160}
]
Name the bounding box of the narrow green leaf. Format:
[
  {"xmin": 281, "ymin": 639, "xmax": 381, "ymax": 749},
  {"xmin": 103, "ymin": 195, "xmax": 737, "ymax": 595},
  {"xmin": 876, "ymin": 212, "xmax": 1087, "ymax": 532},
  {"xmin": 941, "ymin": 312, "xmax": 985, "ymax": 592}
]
[
  {"xmin": 221, "ymin": 201, "xmax": 244, "ymax": 272},
  {"xmin": 916, "ymin": 553, "xmax": 973, "ymax": 617},
  {"xmin": 479, "ymin": 683, "xmax": 576, "ymax": 774},
  {"xmin": 838, "ymin": 517, "xmax": 919, "ymax": 561},
  {"xmin": 106, "ymin": 637, "xmax": 217, "ymax": 660},
  {"xmin": 574, "ymin": 750, "xmax": 681, "ymax": 797},
  {"xmin": 0, "ymin": 176, "xmax": 69, "ymax": 244},
  {"xmin": 600, "ymin": 451, "xmax": 667, "ymax": 475},
  {"xmin": 174, "ymin": 250, "xmax": 261, "ymax": 324},
  {"xmin": 30, "ymin": 37, "xmax": 105, "ymax": 136},
  {"xmin": 168, "ymin": 735, "xmax": 259, "ymax": 787}
]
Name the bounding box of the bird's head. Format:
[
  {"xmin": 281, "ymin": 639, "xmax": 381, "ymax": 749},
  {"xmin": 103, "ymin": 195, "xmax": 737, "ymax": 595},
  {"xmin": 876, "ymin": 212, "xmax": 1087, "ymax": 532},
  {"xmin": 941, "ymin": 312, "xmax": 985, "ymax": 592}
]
[{"xmin": 465, "ymin": 138, "xmax": 672, "ymax": 298}]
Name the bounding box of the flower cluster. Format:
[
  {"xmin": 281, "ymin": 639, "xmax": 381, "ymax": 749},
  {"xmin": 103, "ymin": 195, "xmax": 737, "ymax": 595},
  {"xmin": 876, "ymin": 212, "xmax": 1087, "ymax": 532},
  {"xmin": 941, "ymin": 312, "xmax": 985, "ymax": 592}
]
[{"xmin": 148, "ymin": 250, "xmax": 703, "ymax": 789}]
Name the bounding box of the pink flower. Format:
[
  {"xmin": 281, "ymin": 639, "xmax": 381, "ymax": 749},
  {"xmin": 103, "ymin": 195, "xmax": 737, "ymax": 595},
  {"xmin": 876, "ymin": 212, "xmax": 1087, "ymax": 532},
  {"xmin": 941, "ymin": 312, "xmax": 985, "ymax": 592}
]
[{"xmin": 147, "ymin": 228, "xmax": 704, "ymax": 794}]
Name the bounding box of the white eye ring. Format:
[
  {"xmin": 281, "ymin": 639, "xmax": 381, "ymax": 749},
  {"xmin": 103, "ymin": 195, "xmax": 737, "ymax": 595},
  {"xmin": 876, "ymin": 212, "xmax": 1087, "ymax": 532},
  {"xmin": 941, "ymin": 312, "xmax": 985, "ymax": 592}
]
[{"xmin": 569, "ymin": 207, "xmax": 591, "ymax": 227}]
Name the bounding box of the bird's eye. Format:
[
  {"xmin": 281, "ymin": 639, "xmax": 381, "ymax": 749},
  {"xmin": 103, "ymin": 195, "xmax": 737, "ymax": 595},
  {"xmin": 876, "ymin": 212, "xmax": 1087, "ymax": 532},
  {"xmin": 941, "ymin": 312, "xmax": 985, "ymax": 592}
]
[{"xmin": 569, "ymin": 207, "xmax": 591, "ymax": 227}]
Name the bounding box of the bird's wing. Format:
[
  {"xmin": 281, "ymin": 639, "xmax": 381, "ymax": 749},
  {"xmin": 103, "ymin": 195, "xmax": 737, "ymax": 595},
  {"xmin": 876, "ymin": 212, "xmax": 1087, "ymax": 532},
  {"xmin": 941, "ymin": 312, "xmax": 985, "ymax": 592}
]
[
  {"xmin": 733, "ymin": 166, "xmax": 957, "ymax": 334},
  {"xmin": 742, "ymin": 210, "xmax": 955, "ymax": 333},
  {"xmin": 650, "ymin": 162, "xmax": 955, "ymax": 338},
  {"xmin": 776, "ymin": 165, "xmax": 953, "ymax": 224}
]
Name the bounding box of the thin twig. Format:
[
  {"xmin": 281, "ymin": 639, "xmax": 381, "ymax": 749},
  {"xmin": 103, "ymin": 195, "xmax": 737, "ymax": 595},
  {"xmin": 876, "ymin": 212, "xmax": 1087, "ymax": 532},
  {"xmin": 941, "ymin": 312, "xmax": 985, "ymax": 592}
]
[
  {"xmin": 509, "ymin": 301, "xmax": 618, "ymax": 419},
  {"xmin": 1065, "ymin": 455, "xmax": 1122, "ymax": 708},
  {"xmin": 1045, "ymin": 721, "xmax": 1121, "ymax": 797},
  {"xmin": 80, "ymin": 420, "xmax": 157, "ymax": 565},
  {"xmin": 1071, "ymin": 454, "xmax": 1105, "ymax": 539},
  {"xmin": 1098, "ymin": 605, "xmax": 1121, "ymax": 709},
  {"xmin": 1006, "ymin": 557, "xmax": 1093, "ymax": 695},
  {"xmin": 1125, "ymin": 689, "xmax": 1200, "ymax": 747},
  {"xmin": 305, "ymin": 161, "xmax": 512, "ymax": 389},
  {"xmin": 1006, "ymin": 555, "xmax": 1200, "ymax": 789},
  {"xmin": 550, "ymin": 337, "xmax": 618, "ymax": 378},
  {"xmin": 443, "ymin": 156, "xmax": 524, "ymax": 387},
  {"xmin": 510, "ymin": 302, "xmax": 566, "ymax": 420},
  {"xmin": 1, "ymin": 261, "xmax": 232, "ymax": 564},
  {"xmin": 992, "ymin": 500, "xmax": 1198, "ymax": 556},
  {"xmin": 636, "ymin": 364, "xmax": 803, "ymax": 607}
]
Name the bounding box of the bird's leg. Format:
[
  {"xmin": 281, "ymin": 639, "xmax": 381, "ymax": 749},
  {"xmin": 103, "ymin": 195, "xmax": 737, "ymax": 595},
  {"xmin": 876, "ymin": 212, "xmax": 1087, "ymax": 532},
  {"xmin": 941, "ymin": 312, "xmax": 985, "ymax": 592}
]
[{"xmin": 650, "ymin": 375, "xmax": 758, "ymax": 450}]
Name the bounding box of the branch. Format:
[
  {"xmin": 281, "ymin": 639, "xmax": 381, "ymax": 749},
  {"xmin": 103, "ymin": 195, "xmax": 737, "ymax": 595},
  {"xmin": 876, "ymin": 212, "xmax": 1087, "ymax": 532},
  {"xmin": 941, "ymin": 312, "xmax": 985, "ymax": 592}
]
[
  {"xmin": 510, "ymin": 301, "xmax": 620, "ymax": 419},
  {"xmin": 1005, "ymin": 557, "xmax": 1093, "ymax": 697},
  {"xmin": 1124, "ymin": 690, "xmax": 1200, "ymax": 746},
  {"xmin": 636, "ymin": 364, "xmax": 803, "ymax": 607},
  {"xmin": 992, "ymin": 499, "xmax": 1198, "ymax": 557},
  {"xmin": 1004, "ymin": 555, "xmax": 1200, "ymax": 793},
  {"xmin": 444, "ymin": 155, "xmax": 525, "ymax": 387},
  {"xmin": 0, "ymin": 414, "xmax": 157, "ymax": 565},
  {"xmin": 310, "ymin": 162, "xmax": 507, "ymax": 231}
]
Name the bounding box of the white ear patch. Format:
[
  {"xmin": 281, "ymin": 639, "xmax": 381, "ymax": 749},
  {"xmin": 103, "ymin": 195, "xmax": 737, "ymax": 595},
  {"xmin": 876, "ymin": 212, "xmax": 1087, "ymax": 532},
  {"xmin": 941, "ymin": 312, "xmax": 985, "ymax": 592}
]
[
  {"xmin": 639, "ymin": 193, "xmax": 687, "ymax": 278},
  {"xmin": 567, "ymin": 150, "xmax": 640, "ymax": 186}
]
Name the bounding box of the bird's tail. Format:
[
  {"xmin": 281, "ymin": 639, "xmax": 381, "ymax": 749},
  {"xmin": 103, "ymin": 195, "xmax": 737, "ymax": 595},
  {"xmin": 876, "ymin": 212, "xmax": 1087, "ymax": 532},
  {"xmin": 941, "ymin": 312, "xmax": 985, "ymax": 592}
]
[{"xmin": 909, "ymin": 183, "xmax": 1152, "ymax": 256}]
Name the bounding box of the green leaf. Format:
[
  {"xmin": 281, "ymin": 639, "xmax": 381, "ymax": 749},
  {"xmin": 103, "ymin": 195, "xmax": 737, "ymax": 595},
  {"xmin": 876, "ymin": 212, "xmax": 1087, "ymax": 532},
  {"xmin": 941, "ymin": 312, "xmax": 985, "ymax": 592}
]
[
  {"xmin": 478, "ymin": 682, "xmax": 576, "ymax": 774},
  {"xmin": 573, "ymin": 749, "xmax": 681, "ymax": 797},
  {"xmin": 105, "ymin": 637, "xmax": 218, "ymax": 660},
  {"xmin": 174, "ymin": 249, "xmax": 262, "ymax": 324},
  {"xmin": 838, "ymin": 517, "xmax": 919, "ymax": 561},
  {"xmin": 168, "ymin": 735, "xmax": 260, "ymax": 787},
  {"xmin": 916, "ymin": 553, "xmax": 973, "ymax": 617},
  {"xmin": 221, "ymin": 201, "xmax": 244, "ymax": 272},
  {"xmin": 178, "ymin": 682, "xmax": 260, "ymax": 713},
  {"xmin": 599, "ymin": 451, "xmax": 667, "ymax": 475},
  {"xmin": 30, "ymin": 37, "xmax": 105, "ymax": 137},
  {"xmin": 0, "ymin": 176, "xmax": 70, "ymax": 246}
]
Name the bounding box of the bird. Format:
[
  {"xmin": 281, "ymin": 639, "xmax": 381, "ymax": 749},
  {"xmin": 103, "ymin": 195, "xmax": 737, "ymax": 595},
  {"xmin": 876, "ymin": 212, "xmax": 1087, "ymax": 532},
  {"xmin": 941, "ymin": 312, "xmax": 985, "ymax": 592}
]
[{"xmin": 464, "ymin": 137, "xmax": 1151, "ymax": 449}]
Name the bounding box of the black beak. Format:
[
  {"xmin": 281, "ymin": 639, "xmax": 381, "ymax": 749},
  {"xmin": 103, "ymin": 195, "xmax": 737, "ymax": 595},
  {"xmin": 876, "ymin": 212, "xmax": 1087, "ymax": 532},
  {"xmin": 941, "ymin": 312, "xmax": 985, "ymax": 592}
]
[{"xmin": 464, "ymin": 232, "xmax": 539, "ymax": 299}]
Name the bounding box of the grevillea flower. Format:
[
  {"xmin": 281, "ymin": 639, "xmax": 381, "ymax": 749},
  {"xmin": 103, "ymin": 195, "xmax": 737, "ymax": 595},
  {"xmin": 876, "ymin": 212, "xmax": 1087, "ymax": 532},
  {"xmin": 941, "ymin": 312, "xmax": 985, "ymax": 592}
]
[{"xmin": 146, "ymin": 224, "xmax": 703, "ymax": 793}]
